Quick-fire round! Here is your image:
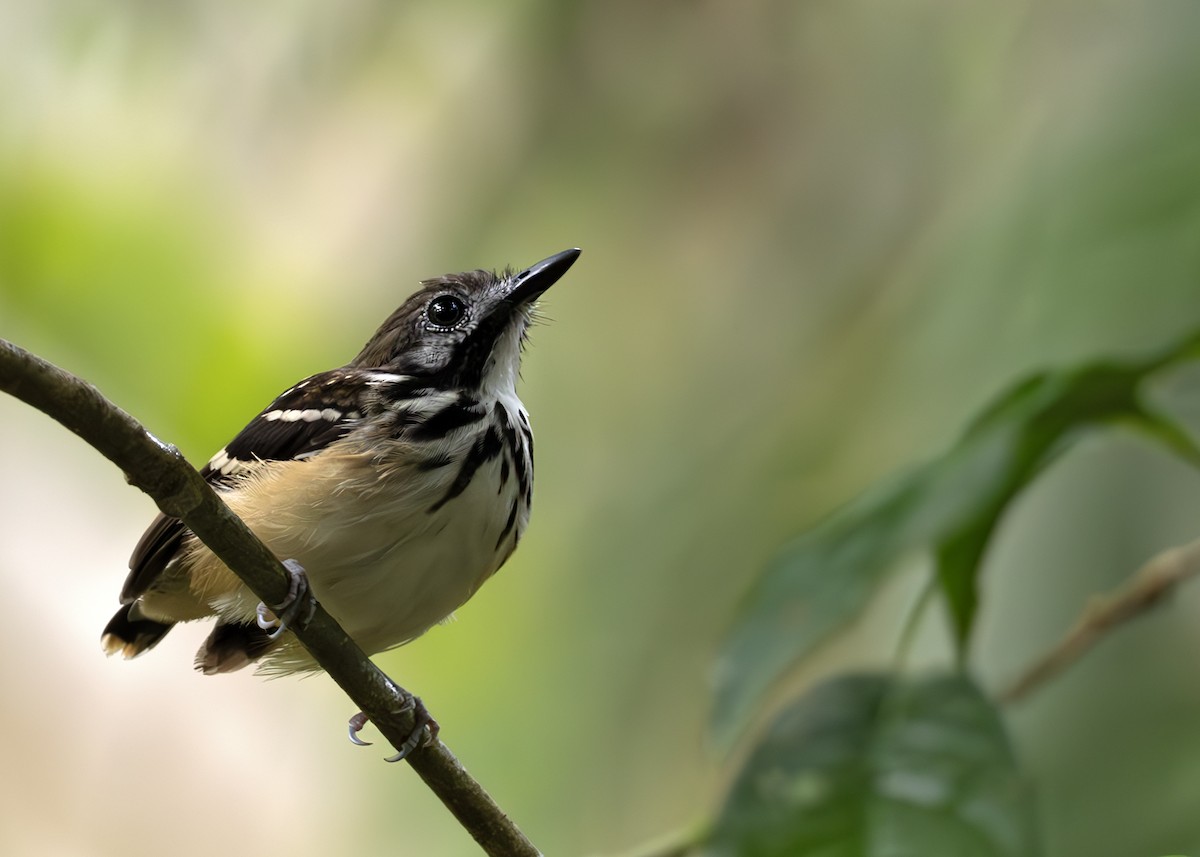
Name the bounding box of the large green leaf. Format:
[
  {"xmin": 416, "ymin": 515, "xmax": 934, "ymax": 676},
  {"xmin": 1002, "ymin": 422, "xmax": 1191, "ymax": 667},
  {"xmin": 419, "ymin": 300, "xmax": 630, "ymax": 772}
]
[
  {"xmin": 712, "ymin": 331, "xmax": 1200, "ymax": 745},
  {"xmin": 700, "ymin": 673, "xmax": 1039, "ymax": 857}
]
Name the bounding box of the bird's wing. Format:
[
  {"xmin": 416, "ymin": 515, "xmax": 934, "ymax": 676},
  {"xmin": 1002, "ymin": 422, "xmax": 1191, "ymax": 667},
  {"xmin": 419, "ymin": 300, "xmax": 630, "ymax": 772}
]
[{"xmin": 119, "ymin": 368, "xmax": 414, "ymax": 603}]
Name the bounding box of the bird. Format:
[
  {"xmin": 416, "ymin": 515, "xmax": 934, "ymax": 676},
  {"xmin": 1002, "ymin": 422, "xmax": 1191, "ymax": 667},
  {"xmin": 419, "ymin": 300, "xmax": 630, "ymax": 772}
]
[{"xmin": 101, "ymin": 249, "xmax": 580, "ymax": 692}]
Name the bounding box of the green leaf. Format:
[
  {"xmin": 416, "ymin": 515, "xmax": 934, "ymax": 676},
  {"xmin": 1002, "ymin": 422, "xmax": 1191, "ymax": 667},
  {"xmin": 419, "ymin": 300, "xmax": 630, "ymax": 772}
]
[
  {"xmin": 701, "ymin": 673, "xmax": 1040, "ymax": 857},
  {"xmin": 712, "ymin": 331, "xmax": 1200, "ymax": 745}
]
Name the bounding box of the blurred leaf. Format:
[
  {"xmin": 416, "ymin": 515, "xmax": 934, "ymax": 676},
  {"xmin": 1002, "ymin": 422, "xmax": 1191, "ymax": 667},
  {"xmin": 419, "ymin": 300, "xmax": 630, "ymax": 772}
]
[
  {"xmin": 712, "ymin": 330, "xmax": 1200, "ymax": 745},
  {"xmin": 0, "ymin": 167, "xmax": 338, "ymax": 458},
  {"xmin": 700, "ymin": 673, "xmax": 1039, "ymax": 857}
]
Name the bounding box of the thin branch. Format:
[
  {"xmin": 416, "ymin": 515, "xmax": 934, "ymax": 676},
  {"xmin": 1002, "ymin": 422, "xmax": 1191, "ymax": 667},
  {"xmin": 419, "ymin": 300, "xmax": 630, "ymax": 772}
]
[
  {"xmin": 1000, "ymin": 536, "xmax": 1200, "ymax": 705},
  {"xmin": 0, "ymin": 337, "xmax": 541, "ymax": 857}
]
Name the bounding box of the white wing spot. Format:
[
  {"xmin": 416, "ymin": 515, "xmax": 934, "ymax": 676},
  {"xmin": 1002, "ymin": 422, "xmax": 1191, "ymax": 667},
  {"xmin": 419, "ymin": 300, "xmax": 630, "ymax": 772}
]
[
  {"xmin": 366, "ymin": 372, "xmax": 412, "ymax": 386},
  {"xmin": 260, "ymin": 405, "xmax": 340, "ymax": 422},
  {"xmin": 206, "ymin": 448, "xmax": 249, "ymax": 476},
  {"xmin": 264, "ymin": 407, "xmax": 344, "ymax": 423}
]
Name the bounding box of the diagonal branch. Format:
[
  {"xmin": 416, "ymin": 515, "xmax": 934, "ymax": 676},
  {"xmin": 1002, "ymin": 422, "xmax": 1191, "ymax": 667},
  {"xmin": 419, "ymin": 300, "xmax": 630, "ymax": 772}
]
[
  {"xmin": 999, "ymin": 536, "xmax": 1200, "ymax": 705},
  {"xmin": 0, "ymin": 336, "xmax": 541, "ymax": 857}
]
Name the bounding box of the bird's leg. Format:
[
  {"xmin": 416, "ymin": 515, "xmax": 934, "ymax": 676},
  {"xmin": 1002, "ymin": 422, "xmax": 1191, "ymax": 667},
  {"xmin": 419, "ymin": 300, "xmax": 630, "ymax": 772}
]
[
  {"xmin": 255, "ymin": 558, "xmax": 317, "ymax": 641},
  {"xmin": 348, "ymin": 691, "xmax": 440, "ymax": 762}
]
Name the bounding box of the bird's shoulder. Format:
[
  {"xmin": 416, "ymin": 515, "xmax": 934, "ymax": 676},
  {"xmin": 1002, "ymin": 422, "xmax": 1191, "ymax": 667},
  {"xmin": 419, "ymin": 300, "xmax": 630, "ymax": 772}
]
[{"xmin": 200, "ymin": 367, "xmax": 422, "ymax": 483}]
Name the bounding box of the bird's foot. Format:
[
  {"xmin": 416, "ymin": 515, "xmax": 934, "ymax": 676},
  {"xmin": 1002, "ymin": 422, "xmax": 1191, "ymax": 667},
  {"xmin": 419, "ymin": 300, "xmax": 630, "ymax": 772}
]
[
  {"xmin": 348, "ymin": 692, "xmax": 440, "ymax": 762},
  {"xmin": 255, "ymin": 558, "xmax": 317, "ymax": 641}
]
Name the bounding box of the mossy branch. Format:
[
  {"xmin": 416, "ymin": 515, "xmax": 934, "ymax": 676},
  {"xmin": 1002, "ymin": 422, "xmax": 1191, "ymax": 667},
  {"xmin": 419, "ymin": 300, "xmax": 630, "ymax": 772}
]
[{"xmin": 0, "ymin": 336, "xmax": 541, "ymax": 857}]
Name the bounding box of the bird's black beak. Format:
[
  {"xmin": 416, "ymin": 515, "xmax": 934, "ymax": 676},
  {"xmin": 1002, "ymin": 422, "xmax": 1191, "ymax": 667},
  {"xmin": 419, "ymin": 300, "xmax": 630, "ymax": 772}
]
[{"xmin": 506, "ymin": 248, "xmax": 581, "ymax": 305}]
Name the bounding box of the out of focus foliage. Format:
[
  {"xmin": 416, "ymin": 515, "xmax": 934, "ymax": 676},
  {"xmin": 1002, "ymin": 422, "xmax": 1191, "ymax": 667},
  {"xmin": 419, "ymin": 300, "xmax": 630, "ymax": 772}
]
[
  {"xmin": 706, "ymin": 674, "xmax": 1038, "ymax": 857},
  {"xmin": 4, "ymin": 2, "xmax": 1200, "ymax": 856},
  {"xmin": 715, "ymin": 334, "xmax": 1200, "ymax": 744},
  {"xmin": 689, "ymin": 333, "xmax": 1200, "ymax": 856}
]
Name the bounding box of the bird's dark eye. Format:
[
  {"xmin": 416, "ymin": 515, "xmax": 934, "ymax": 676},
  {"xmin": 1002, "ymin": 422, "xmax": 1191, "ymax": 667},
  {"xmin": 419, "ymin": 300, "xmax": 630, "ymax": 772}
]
[{"xmin": 427, "ymin": 294, "xmax": 467, "ymax": 328}]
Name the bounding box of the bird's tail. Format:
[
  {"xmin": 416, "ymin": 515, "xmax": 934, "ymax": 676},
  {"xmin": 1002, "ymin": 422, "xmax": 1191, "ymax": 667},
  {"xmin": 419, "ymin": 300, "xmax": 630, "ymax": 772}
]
[
  {"xmin": 194, "ymin": 621, "xmax": 276, "ymax": 675},
  {"xmin": 101, "ymin": 604, "xmax": 175, "ymax": 659}
]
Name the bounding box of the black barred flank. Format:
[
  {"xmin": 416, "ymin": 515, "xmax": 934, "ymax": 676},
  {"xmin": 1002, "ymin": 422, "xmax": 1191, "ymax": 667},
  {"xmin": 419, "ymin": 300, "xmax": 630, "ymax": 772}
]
[
  {"xmin": 495, "ymin": 496, "xmax": 519, "ymax": 550},
  {"xmin": 428, "ymin": 424, "xmax": 504, "ymax": 513},
  {"xmin": 409, "ymin": 397, "xmax": 486, "ymax": 441},
  {"xmin": 512, "ymin": 441, "xmax": 530, "ymax": 504},
  {"xmin": 493, "ymin": 405, "xmax": 514, "ymax": 446}
]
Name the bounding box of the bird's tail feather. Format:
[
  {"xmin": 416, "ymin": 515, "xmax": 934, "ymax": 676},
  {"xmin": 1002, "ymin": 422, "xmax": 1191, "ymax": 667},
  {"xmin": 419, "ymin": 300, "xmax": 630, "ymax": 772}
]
[
  {"xmin": 101, "ymin": 604, "xmax": 174, "ymax": 659},
  {"xmin": 194, "ymin": 621, "xmax": 276, "ymax": 675}
]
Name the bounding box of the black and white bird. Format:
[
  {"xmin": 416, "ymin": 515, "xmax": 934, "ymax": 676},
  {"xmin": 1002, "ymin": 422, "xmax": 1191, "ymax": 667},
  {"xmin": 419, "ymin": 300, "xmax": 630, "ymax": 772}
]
[{"xmin": 101, "ymin": 248, "xmax": 580, "ymax": 680}]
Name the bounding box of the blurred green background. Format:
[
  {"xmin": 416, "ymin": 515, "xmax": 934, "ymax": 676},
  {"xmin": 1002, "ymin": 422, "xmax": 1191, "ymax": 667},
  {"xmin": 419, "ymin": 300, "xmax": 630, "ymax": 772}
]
[{"xmin": 3, "ymin": 1, "xmax": 1200, "ymax": 855}]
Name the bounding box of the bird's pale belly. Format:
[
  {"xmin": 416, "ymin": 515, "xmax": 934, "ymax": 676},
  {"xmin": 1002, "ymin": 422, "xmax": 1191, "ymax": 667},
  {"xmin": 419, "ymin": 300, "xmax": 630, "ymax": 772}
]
[
  {"xmin": 314, "ymin": 469, "xmax": 526, "ymax": 656},
  {"xmin": 184, "ymin": 436, "xmax": 528, "ymax": 669}
]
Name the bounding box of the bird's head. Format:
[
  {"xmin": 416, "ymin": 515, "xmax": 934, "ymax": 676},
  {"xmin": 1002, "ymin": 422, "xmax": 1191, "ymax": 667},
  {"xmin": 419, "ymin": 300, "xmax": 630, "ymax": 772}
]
[{"xmin": 351, "ymin": 248, "xmax": 580, "ymax": 395}]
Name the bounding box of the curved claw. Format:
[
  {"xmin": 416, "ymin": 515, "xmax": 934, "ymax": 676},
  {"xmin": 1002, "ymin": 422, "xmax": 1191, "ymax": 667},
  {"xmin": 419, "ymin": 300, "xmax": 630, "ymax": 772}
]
[
  {"xmin": 255, "ymin": 559, "xmax": 316, "ymax": 641},
  {"xmin": 385, "ymin": 697, "xmax": 439, "ymax": 762},
  {"xmin": 348, "ymin": 711, "xmax": 372, "ymax": 747},
  {"xmin": 255, "ymin": 602, "xmax": 283, "ymax": 638},
  {"xmin": 348, "ymin": 697, "xmax": 439, "ymax": 762},
  {"xmin": 384, "ymin": 730, "xmax": 425, "ymax": 763}
]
